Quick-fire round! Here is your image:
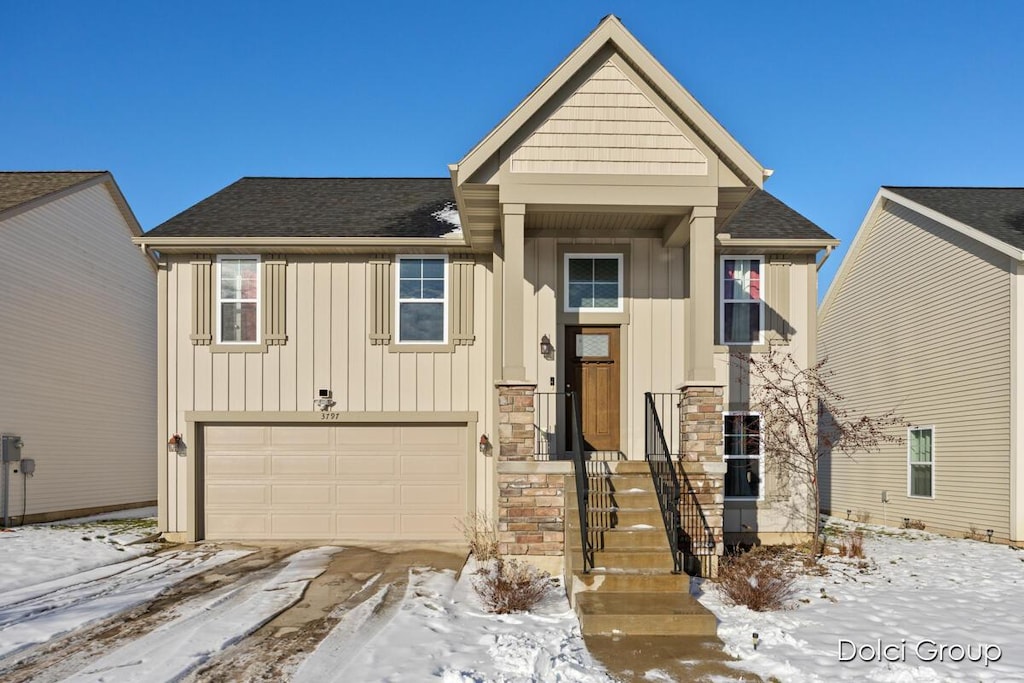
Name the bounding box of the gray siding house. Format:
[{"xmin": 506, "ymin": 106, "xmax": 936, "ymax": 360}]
[
  {"xmin": 0, "ymin": 172, "xmax": 157, "ymax": 523},
  {"xmin": 819, "ymin": 187, "xmax": 1024, "ymax": 544}
]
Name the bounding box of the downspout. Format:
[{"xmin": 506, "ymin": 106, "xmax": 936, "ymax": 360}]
[{"xmin": 816, "ymin": 245, "xmax": 834, "ymax": 272}]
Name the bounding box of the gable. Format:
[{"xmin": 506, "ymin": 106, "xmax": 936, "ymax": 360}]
[{"xmin": 509, "ymin": 59, "xmax": 708, "ymax": 176}]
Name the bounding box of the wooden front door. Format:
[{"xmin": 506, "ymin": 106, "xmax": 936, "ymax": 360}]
[{"xmin": 565, "ymin": 326, "xmax": 620, "ymax": 452}]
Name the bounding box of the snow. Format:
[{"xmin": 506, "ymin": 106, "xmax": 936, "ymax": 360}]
[
  {"xmin": 0, "ymin": 507, "xmax": 159, "ymax": 595},
  {"xmin": 66, "ymin": 546, "xmax": 339, "ymax": 682},
  {"xmin": 700, "ymin": 519, "xmax": 1024, "ymax": 681},
  {"xmin": 433, "ymin": 202, "xmax": 463, "ymax": 238},
  {"xmin": 295, "ymin": 558, "xmax": 613, "ymax": 683}
]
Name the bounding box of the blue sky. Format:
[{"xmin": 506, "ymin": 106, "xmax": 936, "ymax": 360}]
[{"xmin": 3, "ymin": 1, "xmax": 1023, "ymax": 294}]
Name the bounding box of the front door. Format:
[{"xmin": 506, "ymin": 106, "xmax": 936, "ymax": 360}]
[{"xmin": 565, "ymin": 326, "xmax": 620, "ymax": 452}]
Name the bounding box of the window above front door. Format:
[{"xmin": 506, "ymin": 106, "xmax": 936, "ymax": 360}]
[{"xmin": 564, "ymin": 254, "xmax": 624, "ymax": 313}]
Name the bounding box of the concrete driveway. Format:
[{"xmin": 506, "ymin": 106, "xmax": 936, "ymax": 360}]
[{"xmin": 0, "ymin": 543, "xmax": 467, "ymax": 682}]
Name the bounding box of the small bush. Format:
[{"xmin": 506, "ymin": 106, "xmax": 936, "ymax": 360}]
[
  {"xmin": 964, "ymin": 525, "xmax": 985, "ymax": 541},
  {"xmin": 837, "ymin": 531, "xmax": 865, "ymax": 558},
  {"xmin": 901, "ymin": 519, "xmax": 926, "ymax": 531},
  {"xmin": 456, "ymin": 511, "xmax": 499, "ymax": 562},
  {"xmin": 472, "ymin": 558, "xmax": 551, "ymax": 614},
  {"xmin": 853, "ymin": 510, "xmax": 872, "ymax": 524},
  {"xmin": 717, "ymin": 546, "xmax": 798, "ymax": 612}
]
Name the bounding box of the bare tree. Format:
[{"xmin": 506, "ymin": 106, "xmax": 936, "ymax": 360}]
[{"xmin": 735, "ymin": 350, "xmax": 905, "ymax": 558}]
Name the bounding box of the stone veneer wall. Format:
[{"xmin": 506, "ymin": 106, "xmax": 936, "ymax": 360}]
[
  {"xmin": 679, "ymin": 385, "xmax": 726, "ymax": 577},
  {"xmin": 495, "ymin": 383, "xmax": 566, "ymax": 566}
]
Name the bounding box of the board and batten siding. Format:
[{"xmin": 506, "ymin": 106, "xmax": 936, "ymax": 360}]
[
  {"xmin": 509, "ymin": 59, "xmax": 708, "ymax": 176},
  {"xmin": 0, "ymin": 183, "xmax": 156, "ymax": 518},
  {"xmin": 161, "ymin": 255, "xmax": 494, "ymax": 533},
  {"xmin": 819, "ymin": 201, "xmax": 1012, "ymax": 539}
]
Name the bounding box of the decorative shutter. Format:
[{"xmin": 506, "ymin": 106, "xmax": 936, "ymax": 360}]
[
  {"xmin": 190, "ymin": 259, "xmax": 212, "ymax": 345},
  {"xmin": 369, "ymin": 256, "xmax": 393, "ymax": 345},
  {"xmin": 765, "ymin": 255, "xmax": 792, "ymax": 343},
  {"xmin": 262, "ymin": 256, "xmax": 287, "ymax": 345},
  {"xmin": 451, "ymin": 255, "xmax": 475, "ymax": 345}
]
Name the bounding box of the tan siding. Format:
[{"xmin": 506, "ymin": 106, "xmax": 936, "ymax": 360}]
[
  {"xmin": 819, "ymin": 202, "xmax": 1012, "ymax": 538},
  {"xmin": 510, "ymin": 60, "xmax": 708, "ymax": 176},
  {"xmin": 162, "ymin": 256, "xmax": 494, "ymax": 532},
  {"xmin": 0, "ymin": 184, "xmax": 156, "ymax": 518}
]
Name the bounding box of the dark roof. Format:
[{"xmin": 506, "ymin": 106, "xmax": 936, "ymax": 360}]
[
  {"xmin": 148, "ymin": 177, "xmax": 457, "ymax": 238},
  {"xmin": 720, "ymin": 189, "xmax": 835, "ymax": 241},
  {"xmin": 885, "ymin": 187, "xmax": 1024, "ymax": 250},
  {"xmin": 0, "ymin": 171, "xmax": 106, "ymax": 214}
]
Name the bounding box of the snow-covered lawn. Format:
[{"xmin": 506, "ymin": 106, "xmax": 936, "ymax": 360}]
[
  {"xmin": 293, "ymin": 558, "xmax": 611, "ymax": 683},
  {"xmin": 700, "ymin": 518, "xmax": 1024, "ymax": 682}
]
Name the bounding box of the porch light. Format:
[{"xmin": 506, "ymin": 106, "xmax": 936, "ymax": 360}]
[
  {"xmin": 167, "ymin": 433, "xmax": 186, "ymax": 456},
  {"xmin": 540, "ymin": 334, "xmax": 554, "ymax": 360}
]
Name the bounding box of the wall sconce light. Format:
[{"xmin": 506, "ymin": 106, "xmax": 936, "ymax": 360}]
[
  {"xmin": 539, "ymin": 334, "xmax": 554, "ymax": 360},
  {"xmin": 167, "ymin": 433, "xmax": 186, "ymax": 456},
  {"xmin": 478, "ymin": 434, "xmax": 491, "ymax": 454}
]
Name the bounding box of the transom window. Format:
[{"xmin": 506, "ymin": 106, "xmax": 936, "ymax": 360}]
[
  {"xmin": 721, "ymin": 257, "xmax": 763, "ymax": 345},
  {"xmin": 908, "ymin": 427, "xmax": 934, "ymax": 498},
  {"xmin": 397, "ymin": 256, "xmax": 447, "ymax": 343},
  {"xmin": 217, "ymin": 256, "xmax": 259, "ymax": 344},
  {"xmin": 565, "ymin": 254, "xmax": 623, "ymax": 312},
  {"xmin": 724, "ymin": 413, "xmax": 762, "ymax": 499}
]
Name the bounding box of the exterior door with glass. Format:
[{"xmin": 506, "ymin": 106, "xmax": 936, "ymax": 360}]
[{"xmin": 565, "ymin": 326, "xmax": 620, "ymax": 452}]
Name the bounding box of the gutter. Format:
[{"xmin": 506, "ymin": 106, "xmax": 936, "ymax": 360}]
[{"xmin": 816, "ymin": 244, "xmax": 834, "ymax": 272}]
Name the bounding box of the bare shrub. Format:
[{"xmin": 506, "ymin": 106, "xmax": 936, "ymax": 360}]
[
  {"xmin": 901, "ymin": 519, "xmax": 926, "ymax": 531},
  {"xmin": 854, "ymin": 510, "xmax": 872, "ymax": 524},
  {"xmin": 964, "ymin": 525, "xmax": 984, "ymax": 541},
  {"xmin": 837, "ymin": 531, "xmax": 865, "ymax": 558},
  {"xmin": 472, "ymin": 558, "xmax": 551, "ymax": 614},
  {"xmin": 457, "ymin": 511, "xmax": 499, "ymax": 562},
  {"xmin": 717, "ymin": 546, "xmax": 798, "ymax": 612}
]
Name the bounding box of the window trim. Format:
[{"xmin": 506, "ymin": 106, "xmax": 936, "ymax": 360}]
[
  {"xmin": 719, "ymin": 255, "xmax": 765, "ymax": 346},
  {"xmin": 907, "ymin": 426, "xmax": 936, "ymax": 499},
  {"xmin": 723, "ymin": 410, "xmax": 764, "ymax": 501},
  {"xmin": 215, "ymin": 254, "xmax": 261, "ymax": 345},
  {"xmin": 563, "ymin": 253, "xmax": 624, "ymax": 313},
  {"xmin": 395, "ymin": 254, "xmax": 449, "ymax": 345}
]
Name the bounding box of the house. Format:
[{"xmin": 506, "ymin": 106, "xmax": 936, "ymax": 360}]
[
  {"xmin": 136, "ymin": 16, "xmax": 836, "ymax": 579},
  {"xmin": 819, "ymin": 187, "xmax": 1024, "ymax": 545},
  {"xmin": 0, "ymin": 171, "xmax": 157, "ymax": 524}
]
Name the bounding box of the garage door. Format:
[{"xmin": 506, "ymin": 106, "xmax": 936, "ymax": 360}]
[{"xmin": 203, "ymin": 423, "xmax": 468, "ymax": 541}]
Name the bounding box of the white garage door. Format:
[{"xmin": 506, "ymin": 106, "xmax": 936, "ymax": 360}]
[{"xmin": 203, "ymin": 423, "xmax": 468, "ymax": 541}]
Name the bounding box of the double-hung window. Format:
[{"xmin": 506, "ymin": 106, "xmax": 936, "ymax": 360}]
[
  {"xmin": 565, "ymin": 254, "xmax": 623, "ymax": 312},
  {"xmin": 724, "ymin": 413, "xmax": 762, "ymax": 499},
  {"xmin": 217, "ymin": 255, "xmax": 260, "ymax": 344},
  {"xmin": 397, "ymin": 256, "xmax": 447, "ymax": 343},
  {"xmin": 721, "ymin": 257, "xmax": 763, "ymax": 344},
  {"xmin": 908, "ymin": 427, "xmax": 934, "ymax": 498}
]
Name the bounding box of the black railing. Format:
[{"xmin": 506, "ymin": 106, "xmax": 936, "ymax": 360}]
[
  {"xmin": 645, "ymin": 392, "xmax": 717, "ymax": 577},
  {"xmin": 568, "ymin": 390, "xmax": 594, "ymax": 572},
  {"xmin": 532, "ymin": 392, "xmax": 567, "ymax": 460}
]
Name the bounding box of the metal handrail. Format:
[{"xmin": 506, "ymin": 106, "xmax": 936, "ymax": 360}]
[
  {"xmin": 644, "ymin": 392, "xmax": 683, "ymax": 573},
  {"xmin": 645, "ymin": 391, "xmax": 718, "ymax": 577},
  {"xmin": 568, "ymin": 390, "xmax": 594, "ymax": 572}
]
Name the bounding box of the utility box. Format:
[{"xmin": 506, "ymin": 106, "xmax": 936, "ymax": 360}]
[
  {"xmin": 1, "ymin": 435, "xmax": 23, "ymax": 462},
  {"xmin": 20, "ymin": 459, "xmax": 35, "ymax": 476}
]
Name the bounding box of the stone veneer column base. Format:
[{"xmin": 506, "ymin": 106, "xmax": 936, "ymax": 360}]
[
  {"xmin": 680, "ymin": 384, "xmax": 726, "ymax": 577},
  {"xmin": 495, "ymin": 382, "xmax": 566, "ymax": 571}
]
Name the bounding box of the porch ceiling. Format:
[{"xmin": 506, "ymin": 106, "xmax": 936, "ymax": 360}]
[{"xmin": 526, "ymin": 211, "xmax": 674, "ymax": 233}]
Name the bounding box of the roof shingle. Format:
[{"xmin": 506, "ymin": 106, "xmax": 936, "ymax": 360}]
[
  {"xmin": 885, "ymin": 187, "xmax": 1024, "ymax": 251},
  {"xmin": 0, "ymin": 171, "xmax": 106, "ymax": 215},
  {"xmin": 721, "ymin": 189, "xmax": 835, "ymax": 241}
]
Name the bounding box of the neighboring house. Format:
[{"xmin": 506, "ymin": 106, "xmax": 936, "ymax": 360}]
[
  {"xmin": 819, "ymin": 187, "xmax": 1024, "ymax": 545},
  {"xmin": 137, "ymin": 16, "xmax": 836, "ymax": 575},
  {"xmin": 0, "ymin": 171, "xmax": 157, "ymax": 524}
]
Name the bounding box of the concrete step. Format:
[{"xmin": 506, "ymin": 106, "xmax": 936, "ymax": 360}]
[
  {"xmin": 575, "ymin": 591, "xmax": 717, "ymax": 637},
  {"xmin": 568, "ymin": 475, "xmax": 653, "ymax": 492},
  {"xmin": 574, "ymin": 548, "xmax": 676, "ymax": 571},
  {"xmin": 567, "ymin": 507, "xmax": 665, "ymax": 528},
  {"xmin": 585, "ymin": 527, "xmax": 667, "ymax": 550},
  {"xmin": 571, "ymin": 570, "xmax": 691, "ymax": 594},
  {"xmin": 584, "ymin": 491, "xmax": 660, "ymax": 509}
]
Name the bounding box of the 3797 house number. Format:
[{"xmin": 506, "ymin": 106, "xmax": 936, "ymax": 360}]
[{"xmin": 320, "ymin": 412, "xmax": 341, "ymax": 420}]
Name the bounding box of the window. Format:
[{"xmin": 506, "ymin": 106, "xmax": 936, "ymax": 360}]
[
  {"xmin": 721, "ymin": 257, "xmax": 763, "ymax": 344},
  {"xmin": 724, "ymin": 413, "xmax": 761, "ymax": 499},
  {"xmin": 565, "ymin": 254, "xmax": 623, "ymax": 312},
  {"xmin": 908, "ymin": 427, "xmax": 934, "ymax": 498},
  {"xmin": 217, "ymin": 256, "xmax": 259, "ymax": 344},
  {"xmin": 397, "ymin": 256, "xmax": 447, "ymax": 343}
]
